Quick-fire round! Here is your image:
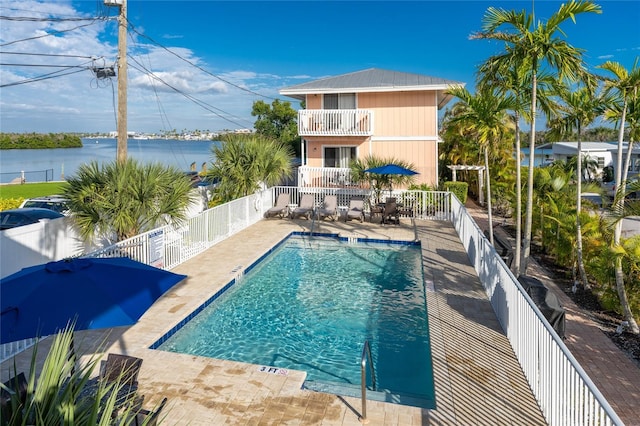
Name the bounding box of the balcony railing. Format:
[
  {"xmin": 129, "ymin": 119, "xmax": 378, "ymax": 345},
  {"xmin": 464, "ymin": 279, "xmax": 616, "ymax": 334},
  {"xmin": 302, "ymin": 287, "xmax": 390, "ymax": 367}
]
[
  {"xmin": 298, "ymin": 166, "xmax": 359, "ymax": 188},
  {"xmin": 298, "ymin": 109, "xmax": 373, "ymax": 136}
]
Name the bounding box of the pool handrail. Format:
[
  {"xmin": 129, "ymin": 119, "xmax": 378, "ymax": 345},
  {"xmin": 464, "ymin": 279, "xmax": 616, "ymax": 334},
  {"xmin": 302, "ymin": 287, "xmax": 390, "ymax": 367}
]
[{"xmin": 360, "ymin": 339, "xmax": 376, "ymax": 423}]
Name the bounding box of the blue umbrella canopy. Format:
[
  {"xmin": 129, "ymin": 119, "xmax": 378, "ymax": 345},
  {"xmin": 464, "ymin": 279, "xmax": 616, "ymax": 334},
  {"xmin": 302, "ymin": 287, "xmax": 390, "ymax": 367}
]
[
  {"xmin": 363, "ymin": 164, "xmax": 418, "ymax": 176},
  {"xmin": 0, "ymin": 257, "xmax": 186, "ymax": 344}
]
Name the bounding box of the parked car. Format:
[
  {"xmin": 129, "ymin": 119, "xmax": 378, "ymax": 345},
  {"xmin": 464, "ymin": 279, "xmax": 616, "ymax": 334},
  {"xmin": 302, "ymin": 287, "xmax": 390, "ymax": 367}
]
[
  {"xmin": 19, "ymin": 195, "xmax": 70, "ymax": 215},
  {"xmin": 0, "ymin": 208, "xmax": 65, "ymax": 230},
  {"xmin": 602, "ymin": 180, "xmax": 639, "ymax": 199}
]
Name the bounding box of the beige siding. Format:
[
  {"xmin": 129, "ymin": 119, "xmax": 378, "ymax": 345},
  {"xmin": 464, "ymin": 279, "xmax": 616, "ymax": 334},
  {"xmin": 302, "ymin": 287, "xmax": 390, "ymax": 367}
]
[
  {"xmin": 371, "ymin": 139, "xmax": 438, "ymax": 187},
  {"xmin": 359, "ymin": 91, "xmax": 437, "ymax": 137},
  {"xmin": 302, "ymin": 90, "xmax": 440, "ymax": 186}
]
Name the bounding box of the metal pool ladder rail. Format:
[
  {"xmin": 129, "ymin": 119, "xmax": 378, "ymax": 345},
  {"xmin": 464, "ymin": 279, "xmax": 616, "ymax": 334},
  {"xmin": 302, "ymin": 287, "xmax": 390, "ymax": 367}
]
[{"xmin": 360, "ymin": 340, "xmax": 376, "ymax": 424}]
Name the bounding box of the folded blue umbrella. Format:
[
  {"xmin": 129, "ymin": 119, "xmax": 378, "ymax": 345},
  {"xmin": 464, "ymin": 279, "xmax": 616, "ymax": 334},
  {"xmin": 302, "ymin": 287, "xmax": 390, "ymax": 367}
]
[{"xmin": 1, "ymin": 257, "xmax": 186, "ymax": 344}]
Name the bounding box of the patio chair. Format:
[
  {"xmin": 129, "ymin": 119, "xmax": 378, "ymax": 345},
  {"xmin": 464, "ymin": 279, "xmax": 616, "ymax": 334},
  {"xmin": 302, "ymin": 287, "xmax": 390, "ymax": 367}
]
[
  {"xmin": 345, "ymin": 198, "xmax": 365, "ymax": 223},
  {"xmin": 382, "ymin": 197, "xmax": 399, "ymax": 225},
  {"xmin": 1, "ymin": 372, "xmax": 28, "ymax": 421},
  {"xmin": 265, "ymin": 193, "xmax": 290, "ymax": 219},
  {"xmin": 135, "ymin": 396, "xmax": 167, "ymax": 426},
  {"xmin": 316, "ymin": 195, "xmax": 338, "ymax": 221},
  {"xmin": 290, "ymin": 194, "xmax": 315, "ymax": 220},
  {"xmin": 100, "ymin": 353, "xmax": 143, "ymax": 393}
]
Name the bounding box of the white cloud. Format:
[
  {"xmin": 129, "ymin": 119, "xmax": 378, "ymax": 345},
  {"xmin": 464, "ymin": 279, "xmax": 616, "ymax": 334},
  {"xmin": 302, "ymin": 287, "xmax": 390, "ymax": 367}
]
[{"xmin": 0, "ymin": 1, "xmax": 291, "ymax": 133}]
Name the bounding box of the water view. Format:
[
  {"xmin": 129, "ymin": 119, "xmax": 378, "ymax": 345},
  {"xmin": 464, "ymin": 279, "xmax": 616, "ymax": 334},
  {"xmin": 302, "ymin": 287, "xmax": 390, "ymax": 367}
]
[{"xmin": 0, "ymin": 138, "xmax": 219, "ymax": 184}]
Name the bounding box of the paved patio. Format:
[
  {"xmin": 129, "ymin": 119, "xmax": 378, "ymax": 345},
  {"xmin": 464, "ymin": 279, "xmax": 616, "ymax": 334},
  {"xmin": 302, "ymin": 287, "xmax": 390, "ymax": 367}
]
[{"xmin": 2, "ymin": 217, "xmax": 548, "ymax": 425}]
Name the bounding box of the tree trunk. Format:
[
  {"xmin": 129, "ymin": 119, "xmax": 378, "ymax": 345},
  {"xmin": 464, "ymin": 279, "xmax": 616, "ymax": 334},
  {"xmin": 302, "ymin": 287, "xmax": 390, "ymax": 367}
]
[
  {"xmin": 485, "ymin": 147, "xmax": 494, "ymax": 245},
  {"xmin": 514, "ymin": 112, "xmax": 522, "ymax": 277},
  {"xmin": 575, "ymin": 134, "xmax": 589, "ymax": 290},
  {"xmin": 522, "ymin": 69, "xmax": 538, "ymax": 275}
]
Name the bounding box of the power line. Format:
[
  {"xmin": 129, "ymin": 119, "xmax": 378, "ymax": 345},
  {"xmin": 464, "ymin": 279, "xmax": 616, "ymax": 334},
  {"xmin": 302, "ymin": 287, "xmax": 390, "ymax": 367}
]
[
  {"xmin": 0, "ymin": 67, "xmax": 86, "ymax": 88},
  {"xmin": 0, "ymin": 51, "xmax": 98, "ymax": 59},
  {"xmin": 126, "ymin": 23, "xmax": 277, "ymax": 102},
  {"xmin": 127, "ymin": 59, "xmax": 253, "ymax": 129},
  {"xmin": 0, "ymin": 63, "xmax": 90, "ymax": 68},
  {"xmin": 0, "ymin": 18, "xmax": 108, "ymax": 47}
]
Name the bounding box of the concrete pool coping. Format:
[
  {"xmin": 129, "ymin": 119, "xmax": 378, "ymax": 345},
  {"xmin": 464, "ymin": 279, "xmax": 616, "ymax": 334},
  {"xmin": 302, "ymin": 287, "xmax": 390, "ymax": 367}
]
[{"xmin": 1, "ymin": 218, "xmax": 547, "ymax": 425}]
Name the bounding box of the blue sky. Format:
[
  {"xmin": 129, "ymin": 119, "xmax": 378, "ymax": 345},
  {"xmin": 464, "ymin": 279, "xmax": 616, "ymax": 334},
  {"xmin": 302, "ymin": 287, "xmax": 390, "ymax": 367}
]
[{"xmin": 1, "ymin": 0, "xmax": 638, "ymax": 134}]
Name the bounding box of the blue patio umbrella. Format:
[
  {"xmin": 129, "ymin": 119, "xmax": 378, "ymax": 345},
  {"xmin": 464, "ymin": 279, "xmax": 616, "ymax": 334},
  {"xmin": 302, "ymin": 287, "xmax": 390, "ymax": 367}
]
[
  {"xmin": 363, "ymin": 164, "xmax": 418, "ymax": 176},
  {"xmin": 364, "ymin": 164, "xmax": 418, "ymax": 198},
  {"xmin": 0, "ymin": 257, "xmax": 187, "ymax": 344}
]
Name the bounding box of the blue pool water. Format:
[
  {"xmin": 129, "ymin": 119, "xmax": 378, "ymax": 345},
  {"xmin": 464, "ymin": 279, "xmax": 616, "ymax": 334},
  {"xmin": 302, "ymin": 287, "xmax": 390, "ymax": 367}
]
[{"xmin": 154, "ymin": 235, "xmax": 435, "ymax": 408}]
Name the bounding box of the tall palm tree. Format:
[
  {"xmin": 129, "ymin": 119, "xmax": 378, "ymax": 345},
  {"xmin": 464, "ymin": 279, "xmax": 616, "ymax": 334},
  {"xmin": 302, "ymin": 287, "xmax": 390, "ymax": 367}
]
[
  {"xmin": 473, "ymin": 0, "xmax": 601, "ymax": 274},
  {"xmin": 207, "ymin": 133, "xmax": 293, "ymax": 203},
  {"xmin": 477, "ymin": 56, "xmax": 559, "ymax": 275},
  {"xmin": 546, "ymin": 81, "xmax": 606, "ymax": 290},
  {"xmin": 601, "ymin": 61, "xmax": 640, "ymax": 334},
  {"xmin": 446, "ymin": 85, "xmax": 516, "ymax": 245},
  {"xmin": 64, "ymin": 159, "xmax": 195, "ymax": 243}
]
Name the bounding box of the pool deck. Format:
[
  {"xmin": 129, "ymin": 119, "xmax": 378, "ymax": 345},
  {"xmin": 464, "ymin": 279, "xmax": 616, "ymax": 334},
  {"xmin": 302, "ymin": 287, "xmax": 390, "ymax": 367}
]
[{"xmin": 2, "ymin": 217, "xmax": 550, "ymax": 425}]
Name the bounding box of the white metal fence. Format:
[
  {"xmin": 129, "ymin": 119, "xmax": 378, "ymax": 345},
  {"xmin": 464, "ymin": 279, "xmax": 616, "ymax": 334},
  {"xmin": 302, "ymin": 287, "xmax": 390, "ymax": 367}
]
[
  {"xmin": 450, "ymin": 194, "xmax": 622, "ymax": 426},
  {"xmin": 0, "ymin": 186, "xmax": 624, "ymax": 425}
]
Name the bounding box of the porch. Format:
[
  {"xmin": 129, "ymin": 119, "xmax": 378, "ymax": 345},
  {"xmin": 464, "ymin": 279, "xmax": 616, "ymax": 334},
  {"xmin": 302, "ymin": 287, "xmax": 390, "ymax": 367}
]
[{"xmin": 298, "ymin": 109, "xmax": 374, "ymax": 137}]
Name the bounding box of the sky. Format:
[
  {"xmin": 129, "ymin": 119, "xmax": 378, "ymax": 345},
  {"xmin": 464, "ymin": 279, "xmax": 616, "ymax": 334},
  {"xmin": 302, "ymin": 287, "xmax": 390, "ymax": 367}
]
[{"xmin": 0, "ymin": 0, "xmax": 639, "ymax": 134}]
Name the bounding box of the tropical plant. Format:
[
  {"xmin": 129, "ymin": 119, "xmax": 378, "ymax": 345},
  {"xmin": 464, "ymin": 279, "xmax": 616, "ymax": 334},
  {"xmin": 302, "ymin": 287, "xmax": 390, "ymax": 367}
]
[
  {"xmin": 445, "ymin": 85, "xmax": 516, "ymax": 244},
  {"xmin": 0, "ymin": 326, "xmax": 148, "ymax": 425},
  {"xmin": 63, "ymin": 159, "xmax": 195, "ymax": 243},
  {"xmin": 206, "ymin": 133, "xmax": 293, "ymax": 203},
  {"xmin": 251, "ymin": 99, "xmax": 301, "ymax": 156},
  {"xmin": 473, "ymin": 0, "xmax": 602, "ymax": 274},
  {"xmin": 546, "ymin": 81, "xmax": 606, "ymax": 290},
  {"xmin": 600, "ymin": 59, "xmax": 640, "ymax": 334},
  {"xmin": 350, "ymin": 156, "xmax": 417, "ymax": 204}
]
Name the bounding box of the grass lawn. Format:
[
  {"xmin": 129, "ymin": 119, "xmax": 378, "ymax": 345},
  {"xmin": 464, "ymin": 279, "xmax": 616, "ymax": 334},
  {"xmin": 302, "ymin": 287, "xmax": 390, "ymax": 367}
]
[{"xmin": 0, "ymin": 182, "xmax": 69, "ymax": 199}]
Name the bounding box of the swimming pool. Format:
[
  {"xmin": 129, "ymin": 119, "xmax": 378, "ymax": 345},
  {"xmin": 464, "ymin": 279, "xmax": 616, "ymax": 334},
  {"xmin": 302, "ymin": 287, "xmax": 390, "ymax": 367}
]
[{"xmin": 153, "ymin": 234, "xmax": 435, "ymax": 408}]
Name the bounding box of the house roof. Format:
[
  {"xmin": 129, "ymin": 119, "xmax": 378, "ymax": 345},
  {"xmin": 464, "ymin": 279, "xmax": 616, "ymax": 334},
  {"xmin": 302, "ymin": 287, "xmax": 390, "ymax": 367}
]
[
  {"xmin": 279, "ymin": 68, "xmax": 464, "ymax": 109},
  {"xmin": 538, "ymin": 141, "xmax": 640, "ymax": 154}
]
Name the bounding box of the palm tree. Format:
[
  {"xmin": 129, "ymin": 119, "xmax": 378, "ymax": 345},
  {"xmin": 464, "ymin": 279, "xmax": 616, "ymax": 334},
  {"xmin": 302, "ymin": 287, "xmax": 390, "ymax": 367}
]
[
  {"xmin": 446, "ymin": 85, "xmax": 516, "ymax": 245},
  {"xmin": 477, "ymin": 56, "xmax": 559, "ymax": 275},
  {"xmin": 206, "ymin": 133, "xmax": 293, "ymax": 203},
  {"xmin": 350, "ymin": 156, "xmax": 417, "ymax": 204},
  {"xmin": 473, "ymin": 0, "xmax": 601, "ymax": 274},
  {"xmin": 601, "ymin": 61, "xmax": 640, "ymax": 334},
  {"xmin": 546, "ymin": 81, "xmax": 606, "ymax": 290},
  {"xmin": 64, "ymin": 159, "xmax": 195, "ymax": 243}
]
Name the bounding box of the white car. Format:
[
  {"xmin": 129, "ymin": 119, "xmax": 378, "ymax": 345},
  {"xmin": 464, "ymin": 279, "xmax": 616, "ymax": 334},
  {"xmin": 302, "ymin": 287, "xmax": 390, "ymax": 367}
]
[{"xmin": 19, "ymin": 195, "xmax": 70, "ymax": 215}]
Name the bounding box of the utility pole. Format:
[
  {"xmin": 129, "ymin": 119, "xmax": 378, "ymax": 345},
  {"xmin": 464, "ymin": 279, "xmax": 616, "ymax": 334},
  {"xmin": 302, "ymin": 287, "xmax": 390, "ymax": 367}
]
[
  {"xmin": 116, "ymin": 0, "xmax": 127, "ymax": 163},
  {"xmin": 105, "ymin": 0, "xmax": 127, "ymax": 163}
]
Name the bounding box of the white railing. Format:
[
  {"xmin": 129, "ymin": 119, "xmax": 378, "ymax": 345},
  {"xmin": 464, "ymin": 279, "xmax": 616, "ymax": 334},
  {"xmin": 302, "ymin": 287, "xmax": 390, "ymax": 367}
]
[
  {"xmin": 450, "ymin": 194, "xmax": 623, "ymax": 426},
  {"xmin": 298, "ymin": 166, "xmax": 357, "ymax": 188},
  {"xmin": 84, "ymin": 190, "xmax": 271, "ymax": 269},
  {"xmin": 298, "ymin": 109, "xmax": 373, "ymax": 136},
  {"xmin": 1, "ymin": 338, "xmax": 40, "ymax": 362}
]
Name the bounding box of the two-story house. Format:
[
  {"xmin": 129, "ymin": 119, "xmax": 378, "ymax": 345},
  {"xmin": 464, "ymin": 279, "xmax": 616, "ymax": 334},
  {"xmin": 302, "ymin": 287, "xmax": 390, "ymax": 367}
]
[{"xmin": 280, "ymin": 68, "xmax": 463, "ymax": 188}]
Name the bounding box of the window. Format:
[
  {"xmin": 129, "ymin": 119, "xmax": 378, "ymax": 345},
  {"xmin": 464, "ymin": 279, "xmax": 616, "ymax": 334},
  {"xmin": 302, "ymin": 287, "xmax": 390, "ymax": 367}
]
[
  {"xmin": 324, "ymin": 93, "xmax": 356, "ymax": 110},
  {"xmin": 324, "ymin": 147, "xmax": 356, "ymax": 168}
]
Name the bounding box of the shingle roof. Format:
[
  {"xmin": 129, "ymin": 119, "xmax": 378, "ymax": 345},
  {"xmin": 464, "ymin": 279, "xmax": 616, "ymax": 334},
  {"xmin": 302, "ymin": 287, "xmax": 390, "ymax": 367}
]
[{"xmin": 280, "ymin": 68, "xmax": 464, "ymax": 108}]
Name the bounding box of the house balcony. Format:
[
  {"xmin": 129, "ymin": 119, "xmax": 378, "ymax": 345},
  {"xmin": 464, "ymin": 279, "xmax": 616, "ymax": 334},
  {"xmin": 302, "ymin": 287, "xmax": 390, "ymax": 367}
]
[{"xmin": 298, "ymin": 109, "xmax": 374, "ymax": 137}]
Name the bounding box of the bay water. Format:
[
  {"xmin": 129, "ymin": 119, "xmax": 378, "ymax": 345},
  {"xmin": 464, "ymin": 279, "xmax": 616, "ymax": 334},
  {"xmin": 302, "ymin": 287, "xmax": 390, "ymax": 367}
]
[{"xmin": 0, "ymin": 138, "xmax": 219, "ymax": 184}]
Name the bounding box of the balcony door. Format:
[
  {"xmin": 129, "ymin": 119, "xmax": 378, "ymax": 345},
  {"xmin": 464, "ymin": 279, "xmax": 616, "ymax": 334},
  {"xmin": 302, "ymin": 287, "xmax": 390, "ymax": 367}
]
[
  {"xmin": 324, "ymin": 147, "xmax": 356, "ymax": 168},
  {"xmin": 324, "ymin": 93, "xmax": 356, "ymax": 110}
]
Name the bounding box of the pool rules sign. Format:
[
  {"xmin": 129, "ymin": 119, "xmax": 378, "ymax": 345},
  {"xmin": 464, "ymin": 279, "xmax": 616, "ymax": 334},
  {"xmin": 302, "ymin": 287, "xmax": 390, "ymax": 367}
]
[{"xmin": 149, "ymin": 229, "xmax": 164, "ymax": 268}]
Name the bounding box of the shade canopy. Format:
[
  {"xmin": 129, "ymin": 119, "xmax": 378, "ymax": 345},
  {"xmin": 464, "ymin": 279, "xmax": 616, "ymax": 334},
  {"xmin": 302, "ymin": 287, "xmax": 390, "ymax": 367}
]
[
  {"xmin": 1, "ymin": 257, "xmax": 186, "ymax": 344},
  {"xmin": 364, "ymin": 164, "xmax": 418, "ymax": 176}
]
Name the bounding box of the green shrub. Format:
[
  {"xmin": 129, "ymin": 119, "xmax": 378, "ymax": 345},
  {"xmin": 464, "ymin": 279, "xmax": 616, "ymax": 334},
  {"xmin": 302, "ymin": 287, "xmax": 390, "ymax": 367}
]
[{"xmin": 443, "ymin": 181, "xmax": 468, "ymax": 203}]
